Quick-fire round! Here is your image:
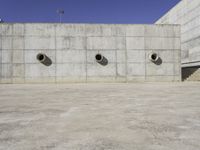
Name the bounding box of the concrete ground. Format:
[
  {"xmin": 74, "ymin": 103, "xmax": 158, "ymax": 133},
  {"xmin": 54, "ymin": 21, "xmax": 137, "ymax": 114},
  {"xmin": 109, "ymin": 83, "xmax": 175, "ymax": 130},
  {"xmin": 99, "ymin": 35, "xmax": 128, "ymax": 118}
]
[{"xmin": 0, "ymin": 83, "xmax": 200, "ymax": 150}]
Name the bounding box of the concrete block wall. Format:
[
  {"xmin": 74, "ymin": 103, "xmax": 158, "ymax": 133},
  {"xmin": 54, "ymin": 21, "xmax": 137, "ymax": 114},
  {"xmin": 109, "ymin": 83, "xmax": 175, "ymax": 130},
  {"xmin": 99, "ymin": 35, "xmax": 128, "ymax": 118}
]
[
  {"xmin": 0, "ymin": 23, "xmax": 181, "ymax": 83},
  {"xmin": 156, "ymin": 0, "xmax": 200, "ymax": 66}
]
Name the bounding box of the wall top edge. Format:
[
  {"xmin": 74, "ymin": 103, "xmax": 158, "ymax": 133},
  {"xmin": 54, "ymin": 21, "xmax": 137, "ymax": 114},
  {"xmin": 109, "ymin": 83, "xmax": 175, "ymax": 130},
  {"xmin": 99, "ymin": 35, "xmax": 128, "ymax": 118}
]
[{"xmin": 0, "ymin": 23, "xmax": 180, "ymax": 27}]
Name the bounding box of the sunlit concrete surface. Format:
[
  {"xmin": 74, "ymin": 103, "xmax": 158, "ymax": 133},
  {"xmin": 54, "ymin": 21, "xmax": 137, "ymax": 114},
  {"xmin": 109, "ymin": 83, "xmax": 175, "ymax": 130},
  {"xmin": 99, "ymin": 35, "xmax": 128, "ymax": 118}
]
[
  {"xmin": 0, "ymin": 24, "xmax": 181, "ymax": 83},
  {"xmin": 156, "ymin": 0, "xmax": 200, "ymax": 67},
  {"xmin": 0, "ymin": 83, "xmax": 200, "ymax": 150}
]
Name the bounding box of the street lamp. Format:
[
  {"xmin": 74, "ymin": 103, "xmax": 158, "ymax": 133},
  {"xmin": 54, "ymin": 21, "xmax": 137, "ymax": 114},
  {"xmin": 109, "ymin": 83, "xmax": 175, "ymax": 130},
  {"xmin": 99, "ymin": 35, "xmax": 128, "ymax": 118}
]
[
  {"xmin": 56, "ymin": 10, "xmax": 64, "ymax": 23},
  {"xmin": 0, "ymin": 18, "xmax": 4, "ymax": 23}
]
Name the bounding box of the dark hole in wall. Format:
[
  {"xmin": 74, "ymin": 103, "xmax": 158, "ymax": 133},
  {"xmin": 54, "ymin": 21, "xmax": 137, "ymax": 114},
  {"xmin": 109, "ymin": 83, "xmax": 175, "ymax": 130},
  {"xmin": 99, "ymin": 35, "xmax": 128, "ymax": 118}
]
[
  {"xmin": 95, "ymin": 54, "xmax": 102, "ymax": 61},
  {"xmin": 95, "ymin": 54, "xmax": 108, "ymax": 66},
  {"xmin": 151, "ymin": 54, "xmax": 157, "ymax": 61},
  {"xmin": 38, "ymin": 54, "xmax": 44, "ymax": 61}
]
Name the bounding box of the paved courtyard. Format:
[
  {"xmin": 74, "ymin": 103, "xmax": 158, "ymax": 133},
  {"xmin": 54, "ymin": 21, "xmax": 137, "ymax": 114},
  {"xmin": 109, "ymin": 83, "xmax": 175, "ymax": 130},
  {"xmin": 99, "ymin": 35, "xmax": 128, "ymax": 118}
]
[{"xmin": 0, "ymin": 83, "xmax": 200, "ymax": 150}]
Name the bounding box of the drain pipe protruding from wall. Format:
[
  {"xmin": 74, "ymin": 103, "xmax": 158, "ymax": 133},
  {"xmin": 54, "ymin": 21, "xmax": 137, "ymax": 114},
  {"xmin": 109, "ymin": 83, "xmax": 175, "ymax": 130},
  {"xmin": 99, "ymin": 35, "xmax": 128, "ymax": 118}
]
[
  {"xmin": 149, "ymin": 53, "xmax": 159, "ymax": 62},
  {"xmin": 36, "ymin": 53, "xmax": 52, "ymax": 66},
  {"xmin": 95, "ymin": 53, "xmax": 108, "ymax": 66}
]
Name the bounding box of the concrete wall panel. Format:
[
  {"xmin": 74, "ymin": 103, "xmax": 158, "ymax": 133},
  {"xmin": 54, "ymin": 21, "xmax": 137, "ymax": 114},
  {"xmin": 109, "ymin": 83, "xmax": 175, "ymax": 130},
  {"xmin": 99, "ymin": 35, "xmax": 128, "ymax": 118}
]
[
  {"xmin": 25, "ymin": 24, "xmax": 55, "ymax": 36},
  {"xmin": 127, "ymin": 50, "xmax": 145, "ymax": 63},
  {"xmin": 85, "ymin": 25, "xmax": 102, "ymax": 37},
  {"xmin": 13, "ymin": 24, "xmax": 24, "ymax": 35},
  {"xmin": 116, "ymin": 51, "xmax": 126, "ymax": 63},
  {"xmin": 126, "ymin": 37, "xmax": 144, "ymax": 50},
  {"xmin": 1, "ymin": 64, "xmax": 12, "ymax": 78},
  {"xmin": 87, "ymin": 63, "xmax": 116, "ymax": 77},
  {"xmin": 56, "ymin": 24, "xmax": 85, "ymax": 36},
  {"xmin": 145, "ymin": 37, "xmax": 180, "ymax": 50},
  {"xmin": 2, "ymin": 50, "xmax": 12, "ymax": 63},
  {"xmin": 13, "ymin": 37, "xmax": 24, "ymax": 50},
  {"xmin": 146, "ymin": 63, "xmax": 174, "ymax": 76},
  {"xmin": 87, "ymin": 37, "xmax": 125, "ymax": 50},
  {"xmin": 110, "ymin": 25, "xmax": 126, "ymax": 36},
  {"xmin": 56, "ymin": 50, "xmax": 86, "ymax": 63},
  {"xmin": 56, "ymin": 64, "xmax": 86, "ymax": 77},
  {"xmin": 25, "ymin": 37, "xmax": 55, "ymax": 50},
  {"xmin": 70, "ymin": 37, "xmax": 86, "ymax": 49},
  {"xmin": 2, "ymin": 37, "xmax": 12, "ymax": 49},
  {"xmin": 56, "ymin": 37, "xmax": 70, "ymax": 50},
  {"xmin": 126, "ymin": 25, "xmax": 144, "ymax": 37},
  {"xmin": 145, "ymin": 25, "xmax": 180, "ymax": 37},
  {"xmin": 25, "ymin": 64, "xmax": 55, "ymax": 77},
  {"xmin": 1, "ymin": 24, "xmax": 12, "ymax": 35},
  {"xmin": 13, "ymin": 50, "xmax": 24, "ymax": 63},
  {"xmin": 116, "ymin": 63, "xmax": 126, "ymax": 77},
  {"xmin": 127, "ymin": 63, "xmax": 145, "ymax": 76},
  {"xmin": 13, "ymin": 64, "xmax": 24, "ymax": 77},
  {"xmin": 0, "ymin": 23, "xmax": 181, "ymax": 83}
]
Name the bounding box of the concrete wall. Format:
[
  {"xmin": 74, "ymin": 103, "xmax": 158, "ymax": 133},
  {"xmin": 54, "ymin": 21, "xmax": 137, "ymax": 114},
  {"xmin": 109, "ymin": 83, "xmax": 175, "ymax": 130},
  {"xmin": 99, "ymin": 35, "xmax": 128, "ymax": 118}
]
[
  {"xmin": 156, "ymin": 0, "xmax": 200, "ymax": 67},
  {"xmin": 0, "ymin": 23, "xmax": 181, "ymax": 83}
]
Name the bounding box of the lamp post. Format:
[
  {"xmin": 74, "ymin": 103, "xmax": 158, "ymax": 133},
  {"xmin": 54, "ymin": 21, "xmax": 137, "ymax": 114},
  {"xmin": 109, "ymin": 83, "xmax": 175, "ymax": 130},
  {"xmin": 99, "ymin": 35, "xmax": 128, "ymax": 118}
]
[
  {"xmin": 57, "ymin": 10, "xmax": 64, "ymax": 23},
  {"xmin": 0, "ymin": 18, "xmax": 4, "ymax": 23}
]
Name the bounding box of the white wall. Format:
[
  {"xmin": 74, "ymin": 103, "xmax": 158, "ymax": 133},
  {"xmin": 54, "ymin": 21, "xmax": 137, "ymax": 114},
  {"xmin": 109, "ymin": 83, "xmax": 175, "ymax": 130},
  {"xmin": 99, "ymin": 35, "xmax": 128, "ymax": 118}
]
[
  {"xmin": 156, "ymin": 0, "xmax": 200, "ymax": 67},
  {"xmin": 0, "ymin": 23, "xmax": 181, "ymax": 83}
]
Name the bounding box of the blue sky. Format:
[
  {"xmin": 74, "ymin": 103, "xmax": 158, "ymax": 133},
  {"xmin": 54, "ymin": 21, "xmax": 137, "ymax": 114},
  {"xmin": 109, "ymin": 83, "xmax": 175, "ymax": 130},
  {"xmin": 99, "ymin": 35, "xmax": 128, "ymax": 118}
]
[{"xmin": 0, "ymin": 0, "xmax": 181, "ymax": 24}]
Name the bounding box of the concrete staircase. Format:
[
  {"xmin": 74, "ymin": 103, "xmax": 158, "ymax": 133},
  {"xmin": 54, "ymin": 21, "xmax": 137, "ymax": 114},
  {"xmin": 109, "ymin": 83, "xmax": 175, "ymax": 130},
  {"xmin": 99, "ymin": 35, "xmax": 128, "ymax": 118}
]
[{"xmin": 182, "ymin": 68, "xmax": 200, "ymax": 81}]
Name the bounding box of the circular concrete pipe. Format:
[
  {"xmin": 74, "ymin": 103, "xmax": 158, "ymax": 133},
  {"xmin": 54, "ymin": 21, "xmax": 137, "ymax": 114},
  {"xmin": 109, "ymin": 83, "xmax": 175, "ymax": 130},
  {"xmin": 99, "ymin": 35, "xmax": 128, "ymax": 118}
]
[
  {"xmin": 95, "ymin": 53, "xmax": 108, "ymax": 66},
  {"xmin": 95, "ymin": 53, "xmax": 104, "ymax": 63},
  {"xmin": 36, "ymin": 53, "xmax": 47, "ymax": 63},
  {"xmin": 149, "ymin": 53, "xmax": 159, "ymax": 62}
]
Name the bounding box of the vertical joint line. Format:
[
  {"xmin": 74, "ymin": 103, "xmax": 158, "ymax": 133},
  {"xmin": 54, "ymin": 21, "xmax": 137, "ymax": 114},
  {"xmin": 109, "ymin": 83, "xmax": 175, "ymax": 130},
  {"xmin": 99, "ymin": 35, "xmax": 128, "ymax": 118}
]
[
  {"xmin": 144, "ymin": 26, "xmax": 147, "ymax": 81},
  {"xmin": 0, "ymin": 25, "xmax": 2, "ymax": 81},
  {"xmin": 85, "ymin": 27, "xmax": 88, "ymax": 83},
  {"xmin": 173, "ymin": 38, "xmax": 175, "ymax": 81},
  {"xmin": 115, "ymin": 47, "xmax": 118, "ymax": 81},
  {"xmin": 125, "ymin": 34, "xmax": 128, "ymax": 83},
  {"xmin": 54, "ymin": 24, "xmax": 57, "ymax": 83},
  {"xmin": 11, "ymin": 25, "xmax": 14, "ymax": 83},
  {"xmin": 23, "ymin": 24, "xmax": 25, "ymax": 83}
]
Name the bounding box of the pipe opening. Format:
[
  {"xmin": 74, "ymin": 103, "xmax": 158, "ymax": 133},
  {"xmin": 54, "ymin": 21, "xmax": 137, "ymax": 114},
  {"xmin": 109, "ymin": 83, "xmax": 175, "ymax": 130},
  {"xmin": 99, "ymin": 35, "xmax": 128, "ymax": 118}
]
[
  {"xmin": 151, "ymin": 54, "xmax": 157, "ymax": 61},
  {"xmin": 37, "ymin": 53, "xmax": 46, "ymax": 62},
  {"xmin": 149, "ymin": 52, "xmax": 162, "ymax": 65},
  {"xmin": 95, "ymin": 53, "xmax": 108, "ymax": 66},
  {"xmin": 95, "ymin": 54, "xmax": 102, "ymax": 61},
  {"xmin": 149, "ymin": 53, "xmax": 159, "ymax": 62}
]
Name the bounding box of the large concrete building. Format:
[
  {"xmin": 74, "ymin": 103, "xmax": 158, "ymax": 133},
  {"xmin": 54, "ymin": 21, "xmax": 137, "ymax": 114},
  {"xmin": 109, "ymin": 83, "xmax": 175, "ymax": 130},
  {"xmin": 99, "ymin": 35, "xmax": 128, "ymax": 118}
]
[
  {"xmin": 156, "ymin": 0, "xmax": 200, "ymax": 81},
  {"xmin": 0, "ymin": 24, "xmax": 181, "ymax": 83}
]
